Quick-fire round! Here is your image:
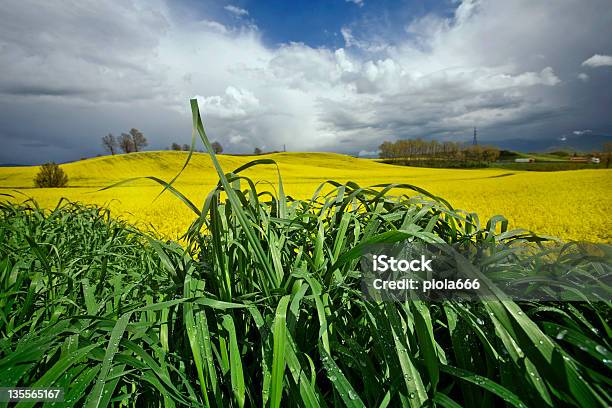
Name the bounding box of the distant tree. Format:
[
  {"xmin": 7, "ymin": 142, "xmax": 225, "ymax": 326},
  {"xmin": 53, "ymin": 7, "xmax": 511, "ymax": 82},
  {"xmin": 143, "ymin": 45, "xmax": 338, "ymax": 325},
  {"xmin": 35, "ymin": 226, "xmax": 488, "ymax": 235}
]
[
  {"xmin": 604, "ymin": 142, "xmax": 612, "ymax": 168},
  {"xmin": 377, "ymin": 138, "xmax": 498, "ymax": 164},
  {"xmin": 254, "ymin": 147, "xmax": 262, "ymax": 155},
  {"xmin": 171, "ymin": 142, "xmax": 182, "ymax": 151},
  {"xmin": 182, "ymin": 144, "xmax": 190, "ymax": 151},
  {"xmin": 379, "ymin": 141, "xmax": 394, "ymax": 159},
  {"xmin": 549, "ymin": 150, "xmax": 571, "ymax": 157},
  {"xmin": 482, "ymin": 146, "xmax": 501, "ymax": 162},
  {"xmin": 211, "ymin": 141, "xmax": 223, "ymax": 154},
  {"xmin": 102, "ymin": 133, "xmax": 117, "ymax": 155},
  {"xmin": 129, "ymin": 128, "xmax": 147, "ymax": 152},
  {"xmin": 34, "ymin": 162, "xmax": 68, "ymax": 187},
  {"xmin": 119, "ymin": 133, "xmax": 135, "ymax": 153}
]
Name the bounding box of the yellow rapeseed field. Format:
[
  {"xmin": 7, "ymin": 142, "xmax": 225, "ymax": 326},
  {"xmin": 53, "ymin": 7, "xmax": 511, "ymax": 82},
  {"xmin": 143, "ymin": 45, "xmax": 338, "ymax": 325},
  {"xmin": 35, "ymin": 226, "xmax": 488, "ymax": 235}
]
[{"xmin": 1, "ymin": 151, "xmax": 610, "ymax": 242}]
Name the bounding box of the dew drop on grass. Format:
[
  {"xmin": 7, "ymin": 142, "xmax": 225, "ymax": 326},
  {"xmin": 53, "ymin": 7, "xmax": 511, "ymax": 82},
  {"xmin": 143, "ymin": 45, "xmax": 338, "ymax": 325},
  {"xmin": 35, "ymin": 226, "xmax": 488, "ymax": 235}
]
[
  {"xmin": 348, "ymin": 390, "xmax": 357, "ymax": 400},
  {"xmin": 556, "ymin": 329, "xmax": 567, "ymax": 340},
  {"xmin": 408, "ymin": 392, "xmax": 415, "ymax": 399},
  {"xmin": 476, "ymin": 318, "xmax": 484, "ymax": 325},
  {"xmin": 595, "ymin": 345, "xmax": 607, "ymax": 355}
]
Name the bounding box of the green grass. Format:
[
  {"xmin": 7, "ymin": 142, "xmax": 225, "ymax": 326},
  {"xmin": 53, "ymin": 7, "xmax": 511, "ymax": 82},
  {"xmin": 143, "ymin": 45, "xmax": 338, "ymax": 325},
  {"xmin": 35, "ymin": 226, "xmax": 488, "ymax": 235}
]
[
  {"xmin": 495, "ymin": 151, "xmax": 606, "ymax": 171},
  {"xmin": 492, "ymin": 162, "xmax": 604, "ymax": 171},
  {"xmin": 0, "ymin": 100, "xmax": 610, "ymax": 407}
]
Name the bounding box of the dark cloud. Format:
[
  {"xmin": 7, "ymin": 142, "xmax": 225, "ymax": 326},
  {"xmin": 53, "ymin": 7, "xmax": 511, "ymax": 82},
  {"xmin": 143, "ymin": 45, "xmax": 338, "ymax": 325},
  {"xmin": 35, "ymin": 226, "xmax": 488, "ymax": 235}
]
[
  {"xmin": 0, "ymin": 0, "xmax": 611, "ymax": 164},
  {"xmin": 20, "ymin": 142, "xmax": 49, "ymax": 148},
  {"xmin": 2, "ymin": 86, "xmax": 88, "ymax": 97}
]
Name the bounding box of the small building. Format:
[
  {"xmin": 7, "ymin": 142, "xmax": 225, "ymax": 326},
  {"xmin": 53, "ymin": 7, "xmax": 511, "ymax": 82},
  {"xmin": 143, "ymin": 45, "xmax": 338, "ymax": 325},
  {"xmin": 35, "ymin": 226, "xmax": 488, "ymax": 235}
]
[
  {"xmin": 590, "ymin": 157, "xmax": 601, "ymax": 164},
  {"xmin": 569, "ymin": 156, "xmax": 588, "ymax": 162},
  {"xmin": 515, "ymin": 158, "xmax": 535, "ymax": 163}
]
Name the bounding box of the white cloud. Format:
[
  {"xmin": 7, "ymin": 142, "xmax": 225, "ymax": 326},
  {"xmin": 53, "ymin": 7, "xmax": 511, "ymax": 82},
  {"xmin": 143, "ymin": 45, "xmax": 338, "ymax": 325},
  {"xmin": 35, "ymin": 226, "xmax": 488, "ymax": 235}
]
[
  {"xmin": 199, "ymin": 20, "xmax": 228, "ymax": 33},
  {"xmin": 572, "ymin": 129, "xmax": 592, "ymax": 135},
  {"xmin": 230, "ymin": 134, "xmax": 246, "ymax": 144},
  {"xmin": 358, "ymin": 150, "xmax": 378, "ymax": 157},
  {"xmin": 224, "ymin": 5, "xmax": 248, "ymax": 17},
  {"xmin": 346, "ymin": 0, "xmax": 364, "ymax": 7},
  {"xmin": 582, "ymin": 54, "xmax": 612, "ymax": 67},
  {"xmin": 339, "ymin": 26, "xmax": 389, "ymax": 53},
  {"xmin": 577, "ymin": 73, "xmax": 590, "ymax": 82},
  {"xmin": 196, "ymin": 87, "xmax": 261, "ymax": 119},
  {"xmin": 0, "ymin": 0, "xmax": 611, "ymax": 163},
  {"xmin": 340, "ymin": 27, "xmax": 355, "ymax": 48}
]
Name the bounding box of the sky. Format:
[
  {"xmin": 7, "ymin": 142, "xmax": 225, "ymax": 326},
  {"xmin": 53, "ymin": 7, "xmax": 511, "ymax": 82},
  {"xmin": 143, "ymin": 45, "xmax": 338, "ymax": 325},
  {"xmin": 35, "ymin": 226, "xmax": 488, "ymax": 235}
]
[{"xmin": 0, "ymin": 0, "xmax": 611, "ymax": 164}]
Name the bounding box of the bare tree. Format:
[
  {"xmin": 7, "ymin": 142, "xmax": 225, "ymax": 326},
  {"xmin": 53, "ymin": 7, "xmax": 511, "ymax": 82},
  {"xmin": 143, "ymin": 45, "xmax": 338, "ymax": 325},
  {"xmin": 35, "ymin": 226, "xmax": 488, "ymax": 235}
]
[
  {"xmin": 102, "ymin": 133, "xmax": 117, "ymax": 155},
  {"xmin": 211, "ymin": 141, "xmax": 223, "ymax": 154},
  {"xmin": 129, "ymin": 128, "xmax": 147, "ymax": 152},
  {"xmin": 119, "ymin": 133, "xmax": 135, "ymax": 153},
  {"xmin": 254, "ymin": 147, "xmax": 262, "ymax": 155}
]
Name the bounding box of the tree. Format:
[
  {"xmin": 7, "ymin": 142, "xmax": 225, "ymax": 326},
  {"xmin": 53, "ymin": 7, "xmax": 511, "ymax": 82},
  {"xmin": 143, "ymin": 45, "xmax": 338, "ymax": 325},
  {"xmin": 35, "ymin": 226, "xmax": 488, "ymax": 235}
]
[
  {"xmin": 254, "ymin": 147, "xmax": 262, "ymax": 155},
  {"xmin": 119, "ymin": 133, "xmax": 135, "ymax": 153},
  {"xmin": 211, "ymin": 141, "xmax": 223, "ymax": 154},
  {"xmin": 129, "ymin": 128, "xmax": 147, "ymax": 152},
  {"xmin": 182, "ymin": 144, "xmax": 190, "ymax": 151},
  {"xmin": 102, "ymin": 133, "xmax": 117, "ymax": 155},
  {"xmin": 482, "ymin": 146, "xmax": 501, "ymax": 162},
  {"xmin": 171, "ymin": 142, "xmax": 182, "ymax": 151},
  {"xmin": 604, "ymin": 142, "xmax": 612, "ymax": 168},
  {"xmin": 34, "ymin": 162, "xmax": 68, "ymax": 187}
]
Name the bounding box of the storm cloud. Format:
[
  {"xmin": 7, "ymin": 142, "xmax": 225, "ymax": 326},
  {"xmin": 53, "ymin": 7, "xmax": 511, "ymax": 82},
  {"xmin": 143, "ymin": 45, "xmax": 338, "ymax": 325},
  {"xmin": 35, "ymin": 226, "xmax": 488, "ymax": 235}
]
[{"xmin": 0, "ymin": 0, "xmax": 611, "ymax": 164}]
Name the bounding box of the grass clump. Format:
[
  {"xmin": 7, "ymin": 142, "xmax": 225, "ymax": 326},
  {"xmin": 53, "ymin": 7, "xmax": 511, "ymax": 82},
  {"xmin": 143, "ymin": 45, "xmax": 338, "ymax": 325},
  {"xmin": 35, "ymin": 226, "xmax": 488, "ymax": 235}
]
[{"xmin": 0, "ymin": 100, "xmax": 609, "ymax": 407}]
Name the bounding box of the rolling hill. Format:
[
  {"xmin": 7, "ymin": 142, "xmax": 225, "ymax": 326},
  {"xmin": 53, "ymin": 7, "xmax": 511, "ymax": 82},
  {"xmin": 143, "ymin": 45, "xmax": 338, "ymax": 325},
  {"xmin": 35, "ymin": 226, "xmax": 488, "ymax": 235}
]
[{"xmin": 0, "ymin": 151, "xmax": 610, "ymax": 242}]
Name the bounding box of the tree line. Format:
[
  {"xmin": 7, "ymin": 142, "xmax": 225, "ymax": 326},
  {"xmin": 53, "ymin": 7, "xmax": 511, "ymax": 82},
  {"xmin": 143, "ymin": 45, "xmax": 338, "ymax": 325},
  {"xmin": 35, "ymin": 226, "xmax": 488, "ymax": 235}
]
[
  {"xmin": 169, "ymin": 141, "xmax": 224, "ymax": 154},
  {"xmin": 102, "ymin": 129, "xmax": 271, "ymax": 157},
  {"xmin": 102, "ymin": 129, "xmax": 229, "ymax": 156},
  {"xmin": 168, "ymin": 142, "xmax": 263, "ymax": 155},
  {"xmin": 379, "ymin": 139, "xmax": 501, "ymax": 162},
  {"xmin": 102, "ymin": 128, "xmax": 148, "ymax": 154}
]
